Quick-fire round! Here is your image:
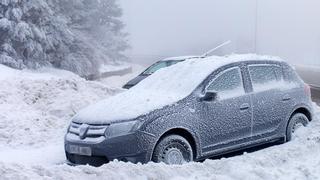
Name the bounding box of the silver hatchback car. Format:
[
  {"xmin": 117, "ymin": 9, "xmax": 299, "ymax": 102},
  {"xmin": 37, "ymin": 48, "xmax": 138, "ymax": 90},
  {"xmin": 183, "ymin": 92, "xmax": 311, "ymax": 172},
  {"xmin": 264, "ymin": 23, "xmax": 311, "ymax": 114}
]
[{"xmin": 65, "ymin": 55, "xmax": 314, "ymax": 166}]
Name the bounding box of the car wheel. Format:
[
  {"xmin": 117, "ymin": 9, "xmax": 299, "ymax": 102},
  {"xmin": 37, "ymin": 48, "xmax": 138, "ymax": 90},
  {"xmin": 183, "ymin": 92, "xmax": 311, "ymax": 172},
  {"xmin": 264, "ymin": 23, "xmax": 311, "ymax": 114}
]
[
  {"xmin": 286, "ymin": 113, "xmax": 309, "ymax": 142},
  {"xmin": 152, "ymin": 135, "xmax": 193, "ymax": 165}
]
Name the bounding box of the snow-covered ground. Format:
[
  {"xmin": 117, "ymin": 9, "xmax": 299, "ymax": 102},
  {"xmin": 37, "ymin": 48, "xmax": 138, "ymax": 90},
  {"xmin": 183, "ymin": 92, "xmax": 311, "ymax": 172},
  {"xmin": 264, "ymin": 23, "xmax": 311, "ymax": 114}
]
[{"xmin": 0, "ymin": 64, "xmax": 320, "ymax": 180}]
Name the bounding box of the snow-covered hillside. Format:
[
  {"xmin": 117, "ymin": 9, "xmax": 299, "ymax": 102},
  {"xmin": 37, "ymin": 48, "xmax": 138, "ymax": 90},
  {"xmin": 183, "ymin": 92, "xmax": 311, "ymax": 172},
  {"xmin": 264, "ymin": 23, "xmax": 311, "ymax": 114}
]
[{"xmin": 0, "ymin": 65, "xmax": 319, "ymax": 180}]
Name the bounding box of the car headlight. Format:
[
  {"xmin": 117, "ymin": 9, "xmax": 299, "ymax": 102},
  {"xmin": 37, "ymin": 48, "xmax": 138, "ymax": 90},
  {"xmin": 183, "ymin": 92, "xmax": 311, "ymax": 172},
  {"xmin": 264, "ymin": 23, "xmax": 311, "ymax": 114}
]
[{"xmin": 105, "ymin": 120, "xmax": 143, "ymax": 138}]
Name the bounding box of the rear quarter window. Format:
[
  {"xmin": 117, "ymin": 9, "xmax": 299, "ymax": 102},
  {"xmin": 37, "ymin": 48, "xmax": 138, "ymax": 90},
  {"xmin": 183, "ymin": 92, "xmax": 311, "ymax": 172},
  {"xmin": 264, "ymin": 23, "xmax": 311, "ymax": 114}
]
[
  {"xmin": 248, "ymin": 64, "xmax": 284, "ymax": 92},
  {"xmin": 282, "ymin": 64, "xmax": 304, "ymax": 84}
]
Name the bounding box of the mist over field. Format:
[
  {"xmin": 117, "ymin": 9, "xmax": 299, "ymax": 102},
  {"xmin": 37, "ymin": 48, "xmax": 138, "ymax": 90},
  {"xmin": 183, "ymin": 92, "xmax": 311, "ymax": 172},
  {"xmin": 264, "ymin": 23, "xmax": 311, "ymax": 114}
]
[{"xmin": 120, "ymin": 0, "xmax": 320, "ymax": 65}]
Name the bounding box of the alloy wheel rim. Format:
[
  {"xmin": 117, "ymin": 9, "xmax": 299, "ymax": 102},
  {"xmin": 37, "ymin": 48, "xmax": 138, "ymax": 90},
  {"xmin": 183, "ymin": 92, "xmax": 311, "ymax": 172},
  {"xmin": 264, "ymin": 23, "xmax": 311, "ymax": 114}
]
[{"xmin": 164, "ymin": 147, "xmax": 185, "ymax": 165}]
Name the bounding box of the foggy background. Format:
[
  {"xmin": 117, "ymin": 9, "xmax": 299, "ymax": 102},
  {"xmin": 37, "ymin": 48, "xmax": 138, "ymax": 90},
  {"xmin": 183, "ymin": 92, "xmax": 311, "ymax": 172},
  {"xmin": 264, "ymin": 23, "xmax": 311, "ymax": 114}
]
[{"xmin": 119, "ymin": 0, "xmax": 320, "ymax": 66}]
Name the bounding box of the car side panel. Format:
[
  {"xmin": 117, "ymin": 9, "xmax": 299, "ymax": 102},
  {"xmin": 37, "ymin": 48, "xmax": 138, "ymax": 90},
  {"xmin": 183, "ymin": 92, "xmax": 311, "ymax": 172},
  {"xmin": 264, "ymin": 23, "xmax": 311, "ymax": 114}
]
[
  {"xmin": 140, "ymin": 97, "xmax": 203, "ymax": 159},
  {"xmin": 250, "ymin": 89, "xmax": 291, "ymax": 138}
]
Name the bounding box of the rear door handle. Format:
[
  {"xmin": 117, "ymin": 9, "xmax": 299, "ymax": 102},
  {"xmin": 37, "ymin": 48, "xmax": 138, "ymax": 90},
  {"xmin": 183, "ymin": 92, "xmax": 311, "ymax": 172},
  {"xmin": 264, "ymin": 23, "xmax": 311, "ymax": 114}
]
[
  {"xmin": 282, "ymin": 94, "xmax": 291, "ymax": 101},
  {"xmin": 240, "ymin": 103, "xmax": 250, "ymax": 110}
]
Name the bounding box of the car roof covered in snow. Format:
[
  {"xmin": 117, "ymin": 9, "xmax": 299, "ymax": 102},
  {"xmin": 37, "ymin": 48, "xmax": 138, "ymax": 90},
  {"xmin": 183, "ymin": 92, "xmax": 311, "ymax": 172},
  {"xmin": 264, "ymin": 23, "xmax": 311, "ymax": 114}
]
[{"xmin": 74, "ymin": 54, "xmax": 283, "ymax": 124}]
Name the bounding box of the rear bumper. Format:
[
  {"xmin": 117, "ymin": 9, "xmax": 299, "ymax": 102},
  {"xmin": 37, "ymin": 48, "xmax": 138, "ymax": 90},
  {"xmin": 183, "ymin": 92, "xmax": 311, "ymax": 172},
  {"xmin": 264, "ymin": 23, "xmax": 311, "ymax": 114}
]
[{"xmin": 64, "ymin": 131, "xmax": 156, "ymax": 166}]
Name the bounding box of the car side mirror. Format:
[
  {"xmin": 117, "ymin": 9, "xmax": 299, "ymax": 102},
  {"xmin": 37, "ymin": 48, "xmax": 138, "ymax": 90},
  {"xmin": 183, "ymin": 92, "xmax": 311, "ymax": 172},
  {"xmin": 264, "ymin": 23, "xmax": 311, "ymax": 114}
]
[{"xmin": 200, "ymin": 91, "xmax": 218, "ymax": 102}]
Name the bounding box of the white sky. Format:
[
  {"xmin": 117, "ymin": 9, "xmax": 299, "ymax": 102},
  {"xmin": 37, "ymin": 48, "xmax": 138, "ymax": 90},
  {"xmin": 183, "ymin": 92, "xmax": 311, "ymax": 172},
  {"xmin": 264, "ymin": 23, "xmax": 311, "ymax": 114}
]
[{"xmin": 119, "ymin": 0, "xmax": 320, "ymax": 65}]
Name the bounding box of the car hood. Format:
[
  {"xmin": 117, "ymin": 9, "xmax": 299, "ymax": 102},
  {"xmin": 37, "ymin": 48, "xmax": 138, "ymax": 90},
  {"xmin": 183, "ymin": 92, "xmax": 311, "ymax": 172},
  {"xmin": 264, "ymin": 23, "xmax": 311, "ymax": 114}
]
[{"xmin": 72, "ymin": 88, "xmax": 182, "ymax": 124}]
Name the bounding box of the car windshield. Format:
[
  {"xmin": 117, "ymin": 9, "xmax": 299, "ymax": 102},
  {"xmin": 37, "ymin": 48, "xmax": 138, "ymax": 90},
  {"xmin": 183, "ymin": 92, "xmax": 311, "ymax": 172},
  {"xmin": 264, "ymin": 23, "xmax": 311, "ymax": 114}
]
[{"xmin": 142, "ymin": 60, "xmax": 183, "ymax": 75}]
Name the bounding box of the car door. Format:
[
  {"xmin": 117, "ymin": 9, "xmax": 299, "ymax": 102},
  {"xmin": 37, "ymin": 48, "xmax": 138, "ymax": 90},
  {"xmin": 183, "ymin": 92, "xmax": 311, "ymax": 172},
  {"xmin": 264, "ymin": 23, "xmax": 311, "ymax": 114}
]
[
  {"xmin": 199, "ymin": 66, "xmax": 253, "ymax": 153},
  {"xmin": 248, "ymin": 64, "xmax": 288, "ymax": 138}
]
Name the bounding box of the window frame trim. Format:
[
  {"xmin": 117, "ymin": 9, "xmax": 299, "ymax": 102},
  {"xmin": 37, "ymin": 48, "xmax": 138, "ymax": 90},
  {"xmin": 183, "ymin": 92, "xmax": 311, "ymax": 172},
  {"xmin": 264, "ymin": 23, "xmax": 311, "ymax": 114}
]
[{"xmin": 204, "ymin": 66, "xmax": 245, "ymax": 95}]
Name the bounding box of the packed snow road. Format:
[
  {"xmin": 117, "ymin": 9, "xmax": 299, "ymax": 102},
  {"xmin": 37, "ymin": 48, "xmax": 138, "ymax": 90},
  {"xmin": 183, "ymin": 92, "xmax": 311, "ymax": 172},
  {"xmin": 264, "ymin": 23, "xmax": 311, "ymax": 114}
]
[{"xmin": 0, "ymin": 64, "xmax": 320, "ymax": 180}]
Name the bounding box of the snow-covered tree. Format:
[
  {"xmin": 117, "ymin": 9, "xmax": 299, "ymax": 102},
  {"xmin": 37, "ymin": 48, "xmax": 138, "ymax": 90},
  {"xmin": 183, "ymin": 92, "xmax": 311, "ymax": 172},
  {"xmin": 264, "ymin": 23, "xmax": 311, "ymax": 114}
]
[{"xmin": 0, "ymin": 0, "xmax": 128, "ymax": 77}]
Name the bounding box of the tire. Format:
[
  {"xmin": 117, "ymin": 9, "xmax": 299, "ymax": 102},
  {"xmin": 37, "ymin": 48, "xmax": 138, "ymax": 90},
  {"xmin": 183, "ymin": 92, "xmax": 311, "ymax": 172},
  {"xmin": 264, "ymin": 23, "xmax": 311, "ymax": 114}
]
[
  {"xmin": 286, "ymin": 113, "xmax": 309, "ymax": 142},
  {"xmin": 152, "ymin": 135, "xmax": 193, "ymax": 165}
]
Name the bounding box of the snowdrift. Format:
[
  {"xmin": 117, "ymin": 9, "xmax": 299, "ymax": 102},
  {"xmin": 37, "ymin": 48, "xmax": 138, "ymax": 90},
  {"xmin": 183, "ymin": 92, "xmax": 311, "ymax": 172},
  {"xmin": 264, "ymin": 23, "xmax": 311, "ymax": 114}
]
[{"xmin": 0, "ymin": 65, "xmax": 120, "ymax": 148}]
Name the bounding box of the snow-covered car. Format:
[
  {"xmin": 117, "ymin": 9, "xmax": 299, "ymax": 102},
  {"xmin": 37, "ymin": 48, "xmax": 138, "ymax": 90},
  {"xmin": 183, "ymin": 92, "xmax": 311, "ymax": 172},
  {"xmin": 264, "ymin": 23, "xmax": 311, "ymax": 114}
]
[
  {"xmin": 65, "ymin": 54, "xmax": 314, "ymax": 166},
  {"xmin": 122, "ymin": 56, "xmax": 199, "ymax": 89}
]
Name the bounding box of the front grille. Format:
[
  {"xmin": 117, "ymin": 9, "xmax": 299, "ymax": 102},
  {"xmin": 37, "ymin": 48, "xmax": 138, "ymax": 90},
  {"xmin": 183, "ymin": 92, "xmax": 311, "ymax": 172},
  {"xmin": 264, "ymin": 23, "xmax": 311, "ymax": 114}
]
[{"xmin": 69, "ymin": 122, "xmax": 109, "ymax": 139}]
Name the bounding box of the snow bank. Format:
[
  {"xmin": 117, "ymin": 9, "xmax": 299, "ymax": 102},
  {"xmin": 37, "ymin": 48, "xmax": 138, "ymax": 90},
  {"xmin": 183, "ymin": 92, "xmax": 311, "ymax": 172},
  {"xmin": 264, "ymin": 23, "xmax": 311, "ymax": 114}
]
[
  {"xmin": 75, "ymin": 54, "xmax": 282, "ymax": 124},
  {"xmin": 0, "ymin": 65, "xmax": 120, "ymax": 148}
]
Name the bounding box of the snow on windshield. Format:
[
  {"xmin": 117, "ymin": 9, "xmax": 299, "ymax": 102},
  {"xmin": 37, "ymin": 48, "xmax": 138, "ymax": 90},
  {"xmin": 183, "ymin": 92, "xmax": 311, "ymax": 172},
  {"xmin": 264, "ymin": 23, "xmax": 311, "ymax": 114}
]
[{"xmin": 74, "ymin": 54, "xmax": 283, "ymax": 124}]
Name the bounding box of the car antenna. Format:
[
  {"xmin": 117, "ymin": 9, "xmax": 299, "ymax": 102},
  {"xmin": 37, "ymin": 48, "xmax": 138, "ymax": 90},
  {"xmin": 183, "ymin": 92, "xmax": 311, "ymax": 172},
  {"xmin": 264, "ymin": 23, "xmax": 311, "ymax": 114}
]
[{"xmin": 200, "ymin": 40, "xmax": 231, "ymax": 58}]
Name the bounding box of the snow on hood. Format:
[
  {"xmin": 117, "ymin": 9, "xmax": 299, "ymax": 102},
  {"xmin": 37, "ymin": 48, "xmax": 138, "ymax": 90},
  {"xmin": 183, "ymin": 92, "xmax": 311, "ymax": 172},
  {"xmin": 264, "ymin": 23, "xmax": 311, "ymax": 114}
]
[{"xmin": 74, "ymin": 54, "xmax": 283, "ymax": 124}]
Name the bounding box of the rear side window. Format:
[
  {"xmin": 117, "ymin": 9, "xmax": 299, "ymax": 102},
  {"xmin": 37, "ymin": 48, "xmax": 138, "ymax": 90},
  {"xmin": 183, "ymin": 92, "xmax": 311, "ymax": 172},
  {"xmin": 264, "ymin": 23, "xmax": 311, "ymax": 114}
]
[
  {"xmin": 249, "ymin": 64, "xmax": 283, "ymax": 91},
  {"xmin": 207, "ymin": 67, "xmax": 245, "ymax": 99}
]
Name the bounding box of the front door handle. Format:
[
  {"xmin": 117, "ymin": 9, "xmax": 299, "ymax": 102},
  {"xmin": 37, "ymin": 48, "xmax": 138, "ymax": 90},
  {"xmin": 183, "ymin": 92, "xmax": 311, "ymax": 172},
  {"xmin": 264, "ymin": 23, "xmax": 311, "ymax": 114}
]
[
  {"xmin": 240, "ymin": 103, "xmax": 250, "ymax": 110},
  {"xmin": 282, "ymin": 94, "xmax": 291, "ymax": 101}
]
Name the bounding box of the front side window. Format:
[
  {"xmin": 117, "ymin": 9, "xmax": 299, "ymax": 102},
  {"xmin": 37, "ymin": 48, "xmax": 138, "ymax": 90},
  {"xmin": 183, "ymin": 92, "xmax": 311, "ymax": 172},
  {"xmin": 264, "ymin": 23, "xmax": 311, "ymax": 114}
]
[
  {"xmin": 248, "ymin": 64, "xmax": 283, "ymax": 91},
  {"xmin": 207, "ymin": 67, "xmax": 245, "ymax": 99}
]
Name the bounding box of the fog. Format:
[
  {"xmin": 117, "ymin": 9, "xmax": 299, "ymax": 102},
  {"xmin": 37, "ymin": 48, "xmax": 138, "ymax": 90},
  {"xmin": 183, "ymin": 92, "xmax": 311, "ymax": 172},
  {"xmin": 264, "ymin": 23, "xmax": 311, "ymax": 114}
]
[{"xmin": 119, "ymin": 0, "xmax": 320, "ymax": 65}]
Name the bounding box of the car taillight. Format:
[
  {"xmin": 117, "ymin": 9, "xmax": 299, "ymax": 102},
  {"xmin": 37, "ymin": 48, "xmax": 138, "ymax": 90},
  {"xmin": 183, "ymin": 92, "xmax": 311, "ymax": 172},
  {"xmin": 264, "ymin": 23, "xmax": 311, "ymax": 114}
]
[{"xmin": 304, "ymin": 84, "xmax": 311, "ymax": 97}]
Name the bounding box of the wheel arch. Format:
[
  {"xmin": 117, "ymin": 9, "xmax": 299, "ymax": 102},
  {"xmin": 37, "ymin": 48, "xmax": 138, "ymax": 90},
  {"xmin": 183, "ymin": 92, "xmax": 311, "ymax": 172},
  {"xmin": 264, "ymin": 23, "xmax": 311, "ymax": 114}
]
[
  {"xmin": 282, "ymin": 106, "xmax": 312, "ymax": 141},
  {"xmin": 284, "ymin": 106, "xmax": 312, "ymax": 142},
  {"xmin": 152, "ymin": 128, "xmax": 199, "ymax": 160},
  {"xmin": 290, "ymin": 107, "xmax": 313, "ymax": 122}
]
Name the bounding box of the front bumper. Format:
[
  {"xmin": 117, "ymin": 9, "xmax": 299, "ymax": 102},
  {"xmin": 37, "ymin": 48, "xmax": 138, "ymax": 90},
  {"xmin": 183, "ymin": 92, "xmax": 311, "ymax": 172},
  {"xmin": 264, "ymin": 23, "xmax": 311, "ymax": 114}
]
[{"xmin": 64, "ymin": 130, "xmax": 156, "ymax": 166}]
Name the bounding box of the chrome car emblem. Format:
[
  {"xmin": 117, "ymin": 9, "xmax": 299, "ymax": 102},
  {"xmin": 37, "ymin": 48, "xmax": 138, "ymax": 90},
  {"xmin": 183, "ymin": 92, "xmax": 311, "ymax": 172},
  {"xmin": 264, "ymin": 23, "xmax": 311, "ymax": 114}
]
[{"xmin": 79, "ymin": 124, "xmax": 89, "ymax": 139}]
